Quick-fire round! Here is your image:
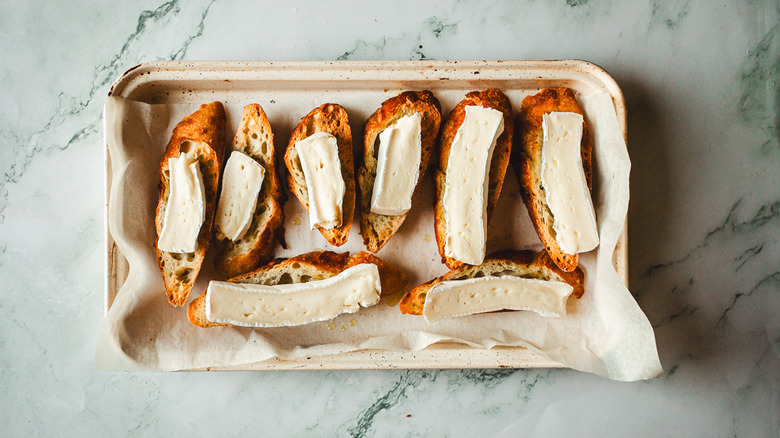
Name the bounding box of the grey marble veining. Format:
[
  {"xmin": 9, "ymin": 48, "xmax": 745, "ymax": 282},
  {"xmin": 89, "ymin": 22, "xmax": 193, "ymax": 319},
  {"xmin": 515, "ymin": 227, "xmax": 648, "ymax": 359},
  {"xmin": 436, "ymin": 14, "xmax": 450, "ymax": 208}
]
[{"xmin": 1, "ymin": 0, "xmax": 778, "ymax": 436}]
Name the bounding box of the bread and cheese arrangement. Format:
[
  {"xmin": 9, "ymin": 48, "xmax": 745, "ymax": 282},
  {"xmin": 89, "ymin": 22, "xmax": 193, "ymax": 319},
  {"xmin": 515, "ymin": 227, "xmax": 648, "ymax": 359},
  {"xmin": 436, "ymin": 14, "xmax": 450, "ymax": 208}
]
[
  {"xmin": 154, "ymin": 101, "xmax": 226, "ymax": 306},
  {"xmin": 514, "ymin": 88, "xmax": 598, "ymax": 272},
  {"xmin": 188, "ymin": 250, "xmax": 407, "ymax": 328},
  {"xmin": 358, "ymin": 91, "xmax": 442, "ymax": 253},
  {"xmin": 150, "ymin": 87, "xmax": 600, "ymax": 327},
  {"xmin": 214, "ymin": 104, "xmax": 285, "ymax": 279},
  {"xmin": 399, "ymin": 250, "xmax": 584, "ymax": 321},
  {"xmin": 101, "ymin": 61, "xmax": 661, "ymax": 378},
  {"xmin": 432, "ymin": 89, "xmax": 514, "ymax": 270},
  {"xmin": 285, "ymin": 103, "xmax": 355, "ymax": 247}
]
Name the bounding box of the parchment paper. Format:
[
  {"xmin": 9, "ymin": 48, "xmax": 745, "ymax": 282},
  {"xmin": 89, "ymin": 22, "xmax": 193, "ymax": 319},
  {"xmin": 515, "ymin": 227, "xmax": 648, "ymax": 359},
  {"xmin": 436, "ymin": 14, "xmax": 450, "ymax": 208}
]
[{"xmin": 96, "ymin": 92, "xmax": 662, "ymax": 381}]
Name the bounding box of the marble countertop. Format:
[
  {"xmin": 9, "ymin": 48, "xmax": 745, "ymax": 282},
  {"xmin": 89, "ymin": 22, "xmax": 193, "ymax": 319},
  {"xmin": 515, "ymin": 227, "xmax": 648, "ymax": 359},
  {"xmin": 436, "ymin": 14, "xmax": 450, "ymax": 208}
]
[{"xmin": 1, "ymin": 1, "xmax": 778, "ymax": 436}]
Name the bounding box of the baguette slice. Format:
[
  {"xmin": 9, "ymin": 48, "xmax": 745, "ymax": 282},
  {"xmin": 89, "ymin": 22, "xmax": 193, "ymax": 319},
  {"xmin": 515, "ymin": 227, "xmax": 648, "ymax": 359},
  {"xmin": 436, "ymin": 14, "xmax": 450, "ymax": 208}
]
[
  {"xmin": 358, "ymin": 91, "xmax": 442, "ymax": 253},
  {"xmin": 284, "ymin": 104, "xmax": 355, "ymax": 246},
  {"xmin": 399, "ymin": 250, "xmax": 584, "ymax": 316},
  {"xmin": 188, "ymin": 250, "xmax": 408, "ymax": 328},
  {"xmin": 433, "ymin": 89, "xmax": 514, "ymax": 270},
  {"xmin": 215, "ymin": 104, "xmax": 285, "ymax": 278},
  {"xmin": 514, "ymin": 88, "xmax": 593, "ymax": 272},
  {"xmin": 155, "ymin": 102, "xmax": 227, "ymax": 306}
]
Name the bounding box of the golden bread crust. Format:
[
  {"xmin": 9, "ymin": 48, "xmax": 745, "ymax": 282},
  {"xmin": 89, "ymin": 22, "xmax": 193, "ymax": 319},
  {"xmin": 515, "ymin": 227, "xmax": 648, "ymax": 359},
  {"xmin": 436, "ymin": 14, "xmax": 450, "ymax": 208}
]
[
  {"xmin": 231, "ymin": 250, "xmax": 352, "ymax": 282},
  {"xmin": 346, "ymin": 251, "xmax": 410, "ymax": 297}
]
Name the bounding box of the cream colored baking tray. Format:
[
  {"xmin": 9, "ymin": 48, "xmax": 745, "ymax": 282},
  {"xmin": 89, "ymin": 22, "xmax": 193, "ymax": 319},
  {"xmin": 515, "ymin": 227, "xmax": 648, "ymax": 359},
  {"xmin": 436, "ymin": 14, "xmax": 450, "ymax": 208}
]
[{"xmin": 105, "ymin": 60, "xmax": 627, "ymax": 370}]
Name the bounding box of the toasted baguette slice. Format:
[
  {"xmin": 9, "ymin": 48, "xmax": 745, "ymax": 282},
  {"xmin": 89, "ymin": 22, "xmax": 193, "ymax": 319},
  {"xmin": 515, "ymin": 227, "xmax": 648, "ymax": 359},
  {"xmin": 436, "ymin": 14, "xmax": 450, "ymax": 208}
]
[
  {"xmin": 155, "ymin": 102, "xmax": 226, "ymax": 306},
  {"xmin": 188, "ymin": 250, "xmax": 408, "ymax": 328},
  {"xmin": 514, "ymin": 88, "xmax": 593, "ymax": 272},
  {"xmin": 433, "ymin": 89, "xmax": 514, "ymax": 270},
  {"xmin": 399, "ymin": 250, "xmax": 584, "ymax": 315},
  {"xmin": 284, "ymin": 104, "xmax": 355, "ymax": 247},
  {"xmin": 358, "ymin": 91, "xmax": 442, "ymax": 253},
  {"xmin": 214, "ymin": 104, "xmax": 285, "ymax": 278}
]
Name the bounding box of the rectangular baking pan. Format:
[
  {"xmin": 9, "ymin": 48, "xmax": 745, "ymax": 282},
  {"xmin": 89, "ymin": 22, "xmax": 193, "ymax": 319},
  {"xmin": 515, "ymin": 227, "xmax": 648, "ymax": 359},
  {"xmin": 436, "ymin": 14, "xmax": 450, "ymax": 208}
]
[{"xmin": 105, "ymin": 60, "xmax": 628, "ymax": 370}]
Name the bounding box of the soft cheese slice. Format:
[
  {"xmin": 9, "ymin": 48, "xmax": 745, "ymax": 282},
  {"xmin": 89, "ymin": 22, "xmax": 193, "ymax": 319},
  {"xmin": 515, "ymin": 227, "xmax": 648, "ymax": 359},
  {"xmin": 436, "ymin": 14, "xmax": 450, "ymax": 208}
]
[
  {"xmin": 157, "ymin": 152, "xmax": 206, "ymax": 253},
  {"xmin": 423, "ymin": 275, "xmax": 574, "ymax": 323},
  {"xmin": 370, "ymin": 113, "xmax": 422, "ymax": 215},
  {"xmin": 295, "ymin": 132, "xmax": 345, "ymax": 229},
  {"xmin": 206, "ymin": 263, "xmax": 381, "ymax": 327},
  {"xmin": 541, "ymin": 112, "xmax": 599, "ymax": 254},
  {"xmin": 442, "ymin": 106, "xmax": 504, "ymax": 265},
  {"xmin": 214, "ymin": 151, "xmax": 266, "ymax": 241}
]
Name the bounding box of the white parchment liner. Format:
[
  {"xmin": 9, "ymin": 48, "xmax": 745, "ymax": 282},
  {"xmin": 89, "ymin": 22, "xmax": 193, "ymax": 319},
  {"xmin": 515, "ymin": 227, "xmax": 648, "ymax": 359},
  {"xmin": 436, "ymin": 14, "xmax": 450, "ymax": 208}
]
[{"xmin": 96, "ymin": 93, "xmax": 662, "ymax": 381}]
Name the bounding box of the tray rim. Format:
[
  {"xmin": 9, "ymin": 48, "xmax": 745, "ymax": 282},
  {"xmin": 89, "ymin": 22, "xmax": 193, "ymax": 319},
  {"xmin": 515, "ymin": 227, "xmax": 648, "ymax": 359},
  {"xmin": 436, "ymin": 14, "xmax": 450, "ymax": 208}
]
[{"xmin": 104, "ymin": 59, "xmax": 627, "ymax": 371}]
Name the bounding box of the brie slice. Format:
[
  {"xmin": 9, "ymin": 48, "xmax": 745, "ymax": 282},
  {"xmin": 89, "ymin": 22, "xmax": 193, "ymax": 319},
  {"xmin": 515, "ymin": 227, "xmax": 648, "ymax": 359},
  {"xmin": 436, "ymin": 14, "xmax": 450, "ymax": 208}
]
[
  {"xmin": 295, "ymin": 132, "xmax": 345, "ymax": 230},
  {"xmin": 540, "ymin": 111, "xmax": 599, "ymax": 254},
  {"xmin": 370, "ymin": 113, "xmax": 422, "ymax": 216},
  {"xmin": 157, "ymin": 152, "xmax": 206, "ymax": 253},
  {"xmin": 442, "ymin": 105, "xmax": 504, "ymax": 265},
  {"xmin": 206, "ymin": 263, "xmax": 381, "ymax": 327},
  {"xmin": 423, "ymin": 275, "xmax": 574, "ymax": 323},
  {"xmin": 215, "ymin": 151, "xmax": 266, "ymax": 241}
]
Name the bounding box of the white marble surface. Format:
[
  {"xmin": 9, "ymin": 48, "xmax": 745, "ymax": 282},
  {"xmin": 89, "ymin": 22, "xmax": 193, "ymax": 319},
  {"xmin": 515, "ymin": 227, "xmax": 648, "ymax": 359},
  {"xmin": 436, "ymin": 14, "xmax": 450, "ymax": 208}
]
[{"xmin": 1, "ymin": 0, "xmax": 778, "ymax": 436}]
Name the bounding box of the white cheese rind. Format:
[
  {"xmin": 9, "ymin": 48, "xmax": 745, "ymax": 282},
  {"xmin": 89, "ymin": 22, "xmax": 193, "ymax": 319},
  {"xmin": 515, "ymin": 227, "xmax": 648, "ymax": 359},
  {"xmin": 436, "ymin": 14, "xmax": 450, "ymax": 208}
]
[
  {"xmin": 157, "ymin": 152, "xmax": 206, "ymax": 253},
  {"xmin": 295, "ymin": 132, "xmax": 345, "ymax": 230},
  {"xmin": 370, "ymin": 113, "xmax": 422, "ymax": 216},
  {"xmin": 215, "ymin": 151, "xmax": 266, "ymax": 241},
  {"xmin": 206, "ymin": 263, "xmax": 381, "ymax": 327},
  {"xmin": 541, "ymin": 112, "xmax": 600, "ymax": 254},
  {"xmin": 442, "ymin": 106, "xmax": 505, "ymax": 265},
  {"xmin": 422, "ymin": 275, "xmax": 574, "ymax": 323}
]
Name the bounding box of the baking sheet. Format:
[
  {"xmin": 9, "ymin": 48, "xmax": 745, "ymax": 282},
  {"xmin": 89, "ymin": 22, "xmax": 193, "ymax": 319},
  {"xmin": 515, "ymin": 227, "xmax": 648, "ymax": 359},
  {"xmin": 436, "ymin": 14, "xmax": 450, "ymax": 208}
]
[{"xmin": 97, "ymin": 61, "xmax": 661, "ymax": 380}]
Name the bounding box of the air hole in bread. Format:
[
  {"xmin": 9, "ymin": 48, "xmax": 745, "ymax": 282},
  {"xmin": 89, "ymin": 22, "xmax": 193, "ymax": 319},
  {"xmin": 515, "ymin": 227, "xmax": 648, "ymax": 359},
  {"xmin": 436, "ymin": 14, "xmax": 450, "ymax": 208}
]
[
  {"xmin": 185, "ymin": 253, "xmax": 195, "ymax": 262},
  {"xmin": 474, "ymin": 270, "xmax": 485, "ymax": 278},
  {"xmin": 251, "ymin": 133, "xmax": 258, "ymax": 140},
  {"xmin": 300, "ymin": 275, "xmax": 312, "ymax": 283},
  {"xmin": 175, "ymin": 267, "xmax": 192, "ymax": 281},
  {"xmin": 372, "ymin": 138, "xmax": 380, "ymax": 160},
  {"xmin": 261, "ymin": 142, "xmax": 268, "ymax": 155},
  {"xmin": 278, "ymin": 273, "xmax": 293, "ymax": 284},
  {"xmin": 170, "ymin": 253, "xmax": 183, "ymax": 261},
  {"xmin": 291, "ymin": 262, "xmax": 301, "ymax": 269},
  {"xmin": 492, "ymin": 270, "xmax": 516, "ymax": 277}
]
